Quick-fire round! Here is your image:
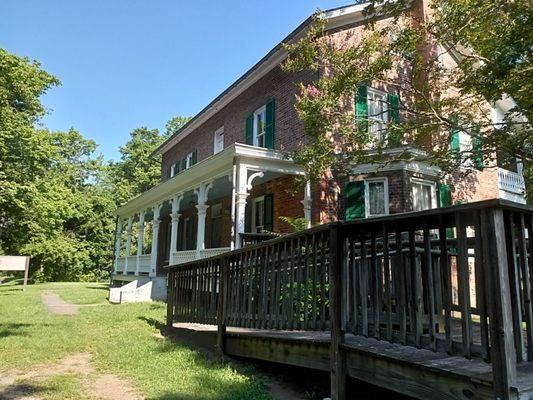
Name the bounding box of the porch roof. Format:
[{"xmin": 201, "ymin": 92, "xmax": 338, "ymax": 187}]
[{"xmin": 116, "ymin": 143, "xmax": 305, "ymax": 217}]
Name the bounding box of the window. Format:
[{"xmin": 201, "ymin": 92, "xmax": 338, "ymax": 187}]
[
  {"xmin": 170, "ymin": 163, "xmax": 177, "ymax": 178},
  {"xmin": 251, "ymin": 196, "xmax": 265, "ymax": 233},
  {"xmin": 253, "ymin": 106, "xmax": 266, "ymax": 148},
  {"xmin": 213, "ymin": 127, "xmax": 224, "ymax": 154},
  {"xmin": 412, "ymin": 179, "xmax": 437, "ymax": 212},
  {"xmin": 367, "ymin": 88, "xmax": 389, "ymax": 142},
  {"xmin": 345, "ymin": 177, "xmax": 389, "ymax": 220},
  {"xmin": 181, "ymin": 150, "xmax": 197, "ymax": 170},
  {"xmin": 365, "ymin": 178, "xmax": 389, "ymax": 217}
]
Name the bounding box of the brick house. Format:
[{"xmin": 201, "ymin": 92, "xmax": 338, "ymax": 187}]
[{"xmin": 109, "ymin": 2, "xmax": 526, "ymax": 301}]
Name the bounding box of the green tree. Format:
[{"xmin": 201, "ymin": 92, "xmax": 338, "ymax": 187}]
[
  {"xmin": 165, "ymin": 115, "xmax": 192, "ymax": 137},
  {"xmin": 283, "ymin": 0, "xmax": 532, "ymax": 196}
]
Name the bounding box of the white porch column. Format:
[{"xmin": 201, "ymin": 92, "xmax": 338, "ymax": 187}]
[
  {"xmin": 195, "ymin": 182, "xmax": 213, "ymax": 255},
  {"xmin": 113, "ymin": 218, "xmax": 123, "ymax": 274},
  {"xmin": 124, "ymin": 216, "xmax": 134, "ymax": 274},
  {"xmin": 301, "ymin": 180, "xmax": 312, "ymax": 229},
  {"xmin": 169, "ymin": 195, "xmax": 182, "ymax": 266},
  {"xmin": 233, "ymin": 163, "xmax": 264, "ymax": 249},
  {"xmin": 135, "ymin": 210, "xmax": 146, "ymax": 275},
  {"xmin": 149, "ymin": 203, "xmax": 162, "ymax": 277}
]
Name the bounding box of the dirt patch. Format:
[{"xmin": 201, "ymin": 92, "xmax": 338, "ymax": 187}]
[
  {"xmin": 41, "ymin": 292, "xmax": 79, "ymax": 315},
  {"xmin": 0, "ymin": 353, "xmax": 143, "ymax": 400}
]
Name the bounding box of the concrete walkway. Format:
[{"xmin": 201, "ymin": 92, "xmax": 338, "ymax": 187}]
[{"xmin": 41, "ymin": 291, "xmax": 79, "ymax": 315}]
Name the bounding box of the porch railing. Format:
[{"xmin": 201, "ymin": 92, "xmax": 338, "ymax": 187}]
[
  {"xmin": 498, "ymin": 168, "xmax": 526, "ymax": 195},
  {"xmin": 167, "ymin": 200, "xmax": 533, "ymax": 399}
]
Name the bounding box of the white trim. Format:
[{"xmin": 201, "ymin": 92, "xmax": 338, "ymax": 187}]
[
  {"xmin": 352, "ymin": 159, "xmax": 441, "ymax": 177},
  {"xmin": 364, "ymin": 177, "xmax": 389, "ymax": 217},
  {"xmin": 411, "ymin": 178, "xmax": 438, "ymax": 211},
  {"xmin": 116, "ymin": 143, "xmax": 304, "ymax": 217}
]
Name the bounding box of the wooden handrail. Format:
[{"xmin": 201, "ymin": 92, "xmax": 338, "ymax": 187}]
[{"xmin": 166, "ymin": 200, "xmax": 533, "ymax": 400}]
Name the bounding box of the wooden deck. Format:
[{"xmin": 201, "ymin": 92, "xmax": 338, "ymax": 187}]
[{"xmin": 166, "ymin": 200, "xmax": 533, "ymax": 400}]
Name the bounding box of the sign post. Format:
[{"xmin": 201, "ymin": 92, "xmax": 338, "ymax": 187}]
[{"xmin": 0, "ymin": 256, "xmax": 31, "ymax": 290}]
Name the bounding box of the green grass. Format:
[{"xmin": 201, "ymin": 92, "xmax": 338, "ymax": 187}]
[{"xmin": 0, "ymin": 280, "xmax": 271, "ymax": 400}]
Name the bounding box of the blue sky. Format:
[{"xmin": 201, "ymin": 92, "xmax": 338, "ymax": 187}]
[{"xmin": 1, "ymin": 0, "xmax": 349, "ymax": 160}]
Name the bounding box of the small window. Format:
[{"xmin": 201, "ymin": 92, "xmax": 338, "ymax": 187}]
[
  {"xmin": 367, "ymin": 88, "xmax": 389, "ymax": 142},
  {"xmin": 412, "ymin": 179, "xmax": 437, "ymax": 212},
  {"xmin": 170, "ymin": 163, "xmax": 176, "ymax": 178},
  {"xmin": 251, "ymin": 196, "xmax": 265, "ymax": 233},
  {"xmin": 365, "ymin": 178, "xmax": 389, "ymax": 217},
  {"xmin": 213, "ymin": 127, "xmax": 224, "ymax": 154},
  {"xmin": 185, "ymin": 152, "xmax": 194, "ymax": 169},
  {"xmin": 253, "ymin": 106, "xmax": 266, "ymax": 148}
]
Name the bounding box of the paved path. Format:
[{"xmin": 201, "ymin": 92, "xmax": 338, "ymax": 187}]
[{"xmin": 41, "ymin": 291, "xmax": 79, "ymax": 315}]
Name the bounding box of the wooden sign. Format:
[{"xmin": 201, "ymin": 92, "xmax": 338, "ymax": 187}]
[{"xmin": 0, "ymin": 256, "xmax": 30, "ymax": 290}]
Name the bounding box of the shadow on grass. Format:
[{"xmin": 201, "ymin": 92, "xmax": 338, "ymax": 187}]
[
  {"xmin": 138, "ymin": 316, "xmax": 166, "ymax": 334},
  {"xmin": 0, "ymin": 323, "xmax": 33, "ymax": 339},
  {"xmin": 0, "ymin": 381, "xmax": 57, "ymax": 399}
]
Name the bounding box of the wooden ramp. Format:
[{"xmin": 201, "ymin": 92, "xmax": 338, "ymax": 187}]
[
  {"xmin": 167, "ymin": 201, "xmax": 533, "ymax": 400},
  {"xmin": 171, "ymin": 323, "xmax": 533, "ymax": 400}
]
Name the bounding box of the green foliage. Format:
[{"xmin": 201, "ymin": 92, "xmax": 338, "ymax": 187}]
[
  {"xmin": 0, "ymin": 46, "xmax": 191, "ymax": 281},
  {"xmin": 283, "ymin": 0, "xmax": 533, "ymax": 197},
  {"xmin": 0, "ymin": 282, "xmax": 272, "ymax": 399},
  {"xmin": 278, "ymin": 216, "xmax": 309, "ymax": 233},
  {"xmin": 165, "ymin": 115, "xmax": 192, "ymax": 137}
]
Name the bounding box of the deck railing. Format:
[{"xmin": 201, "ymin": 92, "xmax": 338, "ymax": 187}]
[{"xmin": 167, "ymin": 199, "xmax": 533, "ymax": 399}]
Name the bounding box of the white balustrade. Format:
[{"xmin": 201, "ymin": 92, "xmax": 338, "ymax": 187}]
[
  {"xmin": 171, "ymin": 247, "xmax": 232, "ymax": 266},
  {"xmin": 498, "ymin": 168, "xmax": 526, "ymax": 195},
  {"xmin": 137, "ymin": 254, "xmax": 151, "ymax": 274}
]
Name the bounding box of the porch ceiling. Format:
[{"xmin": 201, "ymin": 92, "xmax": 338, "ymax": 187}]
[{"xmin": 116, "ymin": 143, "xmax": 304, "ymax": 218}]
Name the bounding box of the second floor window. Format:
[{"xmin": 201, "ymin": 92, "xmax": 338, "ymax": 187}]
[
  {"xmin": 181, "ymin": 149, "xmax": 197, "ymax": 171},
  {"xmin": 213, "ymin": 127, "xmax": 224, "ymax": 154},
  {"xmin": 356, "ymin": 85, "xmax": 400, "ymax": 146},
  {"xmin": 245, "ymin": 99, "xmax": 275, "ymax": 149},
  {"xmin": 253, "ymin": 106, "xmax": 266, "ymax": 147},
  {"xmin": 412, "ymin": 179, "xmax": 437, "ymax": 212}
]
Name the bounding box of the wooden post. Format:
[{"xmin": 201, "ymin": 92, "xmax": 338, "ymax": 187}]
[
  {"xmin": 217, "ymin": 257, "xmax": 228, "ymax": 354},
  {"xmin": 166, "ymin": 270, "xmax": 175, "ymax": 330},
  {"xmin": 329, "ymin": 224, "xmax": 346, "ymax": 400},
  {"xmin": 480, "ymin": 208, "xmax": 517, "ymax": 400},
  {"xmin": 23, "ymin": 256, "xmax": 30, "ymax": 291}
]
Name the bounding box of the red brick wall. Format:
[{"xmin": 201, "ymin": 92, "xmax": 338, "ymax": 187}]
[
  {"xmin": 248, "ymin": 175, "xmax": 304, "ymax": 234},
  {"xmin": 161, "ymin": 66, "xmax": 315, "ymax": 179}
]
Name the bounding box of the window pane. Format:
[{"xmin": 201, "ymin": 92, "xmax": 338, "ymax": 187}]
[
  {"xmin": 412, "ymin": 183, "xmax": 433, "ymax": 211},
  {"xmin": 368, "ymin": 181, "xmax": 385, "ymax": 215}
]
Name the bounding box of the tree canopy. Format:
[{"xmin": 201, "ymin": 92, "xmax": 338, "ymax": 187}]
[
  {"xmin": 0, "ymin": 47, "xmax": 189, "ymax": 281},
  {"xmin": 283, "ymin": 0, "xmax": 532, "ymax": 196}
]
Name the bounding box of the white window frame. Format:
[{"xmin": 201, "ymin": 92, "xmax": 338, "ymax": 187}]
[
  {"xmin": 185, "ymin": 151, "xmax": 194, "ymax": 169},
  {"xmin": 253, "ymin": 105, "xmax": 266, "ymax": 148},
  {"xmin": 170, "ymin": 163, "xmax": 176, "ymax": 178},
  {"xmin": 364, "ymin": 177, "xmax": 389, "ymax": 217},
  {"xmin": 367, "ymin": 87, "xmax": 389, "ymax": 143},
  {"xmin": 411, "ymin": 178, "xmax": 437, "ymax": 212},
  {"xmin": 251, "ymin": 195, "xmax": 265, "ymax": 233},
  {"xmin": 213, "ymin": 126, "xmax": 224, "ymax": 154}
]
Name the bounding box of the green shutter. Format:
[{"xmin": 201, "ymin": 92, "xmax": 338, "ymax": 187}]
[
  {"xmin": 263, "ymin": 194, "xmax": 274, "ymax": 231},
  {"xmin": 388, "ymin": 93, "xmax": 400, "ymax": 123},
  {"xmin": 245, "ymin": 113, "xmax": 254, "ymax": 145},
  {"xmin": 438, "ymin": 183, "xmax": 452, "ymax": 207},
  {"xmin": 175, "ymin": 162, "xmax": 180, "ymax": 174},
  {"xmin": 345, "ymin": 181, "xmax": 365, "ymax": 220},
  {"xmin": 472, "ymin": 125, "xmax": 483, "ymax": 170},
  {"xmin": 450, "ymin": 115, "xmax": 460, "ymax": 156},
  {"xmin": 265, "ymin": 99, "xmax": 275, "ymax": 149},
  {"xmin": 355, "ymin": 85, "xmax": 368, "ymax": 133},
  {"xmin": 181, "ymin": 158, "xmax": 187, "ymax": 170},
  {"xmin": 192, "ymin": 149, "xmax": 197, "ymax": 165}
]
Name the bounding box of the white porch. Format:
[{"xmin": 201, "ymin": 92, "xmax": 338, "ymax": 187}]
[{"xmin": 112, "ymin": 143, "xmax": 310, "ymax": 280}]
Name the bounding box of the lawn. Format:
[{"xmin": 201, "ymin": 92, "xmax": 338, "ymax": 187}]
[{"xmin": 0, "ymin": 279, "xmax": 271, "ymax": 400}]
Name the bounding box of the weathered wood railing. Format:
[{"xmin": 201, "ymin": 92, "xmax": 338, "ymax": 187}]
[{"xmin": 166, "ymin": 200, "xmax": 533, "ymax": 400}]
